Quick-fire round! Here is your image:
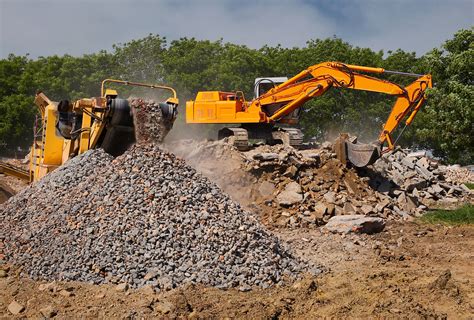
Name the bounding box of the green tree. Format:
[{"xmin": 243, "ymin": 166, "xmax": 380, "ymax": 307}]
[
  {"xmin": 413, "ymin": 28, "xmax": 473, "ymax": 164},
  {"xmin": 0, "ymin": 94, "xmax": 36, "ymax": 152}
]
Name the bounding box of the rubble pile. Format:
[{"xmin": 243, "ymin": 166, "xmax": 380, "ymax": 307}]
[
  {"xmin": 129, "ymin": 98, "xmax": 171, "ymax": 143},
  {"xmin": 190, "ymin": 141, "xmax": 472, "ymax": 229},
  {"xmin": 1, "ymin": 145, "xmax": 312, "ymax": 291},
  {"xmin": 370, "ymin": 149, "xmax": 472, "ymax": 207},
  {"xmin": 443, "ymin": 165, "xmax": 474, "ymax": 184}
]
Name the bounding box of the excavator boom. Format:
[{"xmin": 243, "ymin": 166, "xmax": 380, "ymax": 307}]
[{"xmin": 186, "ymin": 61, "xmax": 432, "ymax": 167}]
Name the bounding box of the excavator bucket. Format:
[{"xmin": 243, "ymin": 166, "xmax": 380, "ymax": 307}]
[{"xmin": 334, "ymin": 134, "xmax": 381, "ymax": 168}]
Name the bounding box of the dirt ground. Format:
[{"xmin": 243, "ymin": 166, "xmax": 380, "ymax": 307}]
[
  {"xmin": 1, "ymin": 152, "xmax": 473, "ymax": 319},
  {"xmin": 1, "ymin": 219, "xmax": 473, "ymax": 319}
]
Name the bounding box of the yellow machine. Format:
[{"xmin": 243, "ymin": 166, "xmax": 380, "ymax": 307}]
[
  {"xmin": 186, "ymin": 61, "xmax": 432, "ymax": 167},
  {"xmin": 29, "ymin": 79, "xmax": 179, "ymax": 182}
]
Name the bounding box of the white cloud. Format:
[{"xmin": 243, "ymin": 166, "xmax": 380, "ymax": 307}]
[{"xmin": 0, "ymin": 0, "xmax": 472, "ymax": 58}]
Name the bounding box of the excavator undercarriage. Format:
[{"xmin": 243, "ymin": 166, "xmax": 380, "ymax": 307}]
[{"xmin": 218, "ymin": 125, "xmax": 303, "ymax": 151}]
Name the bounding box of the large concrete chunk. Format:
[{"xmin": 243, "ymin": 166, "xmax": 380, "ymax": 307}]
[
  {"xmin": 322, "ymin": 215, "xmax": 385, "ymax": 234},
  {"xmin": 277, "ymin": 182, "xmax": 303, "ymax": 206}
]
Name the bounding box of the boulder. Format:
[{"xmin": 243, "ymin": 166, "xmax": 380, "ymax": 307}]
[
  {"xmin": 253, "ymin": 153, "xmax": 279, "ymax": 161},
  {"xmin": 277, "ymin": 182, "xmax": 303, "ymax": 206},
  {"xmin": 322, "ymin": 215, "xmax": 385, "ymax": 234},
  {"xmin": 258, "ymin": 181, "xmax": 275, "ymax": 197}
]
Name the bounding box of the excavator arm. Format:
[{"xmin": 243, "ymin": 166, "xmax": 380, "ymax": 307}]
[
  {"xmin": 186, "ymin": 61, "xmax": 432, "ymax": 167},
  {"xmin": 252, "ymin": 62, "xmax": 432, "ymax": 166}
]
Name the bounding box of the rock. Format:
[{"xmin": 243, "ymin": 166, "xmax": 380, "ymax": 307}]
[
  {"xmin": 314, "ymin": 203, "xmax": 327, "ymax": 216},
  {"xmin": 360, "ymin": 205, "xmax": 374, "ymax": 215},
  {"xmin": 322, "ymin": 215, "xmax": 385, "ymax": 234},
  {"xmin": 292, "ymin": 278, "xmax": 317, "ymax": 293},
  {"xmin": 343, "ymin": 203, "xmax": 356, "ymax": 214},
  {"xmin": 431, "ymin": 184, "xmax": 444, "ymax": 194},
  {"xmin": 323, "ymin": 191, "xmax": 336, "ymax": 204},
  {"xmin": 407, "ymin": 151, "xmax": 426, "ymax": 158},
  {"xmin": 253, "ymin": 153, "xmax": 279, "ymax": 161},
  {"xmin": 401, "ymin": 156, "xmax": 415, "ymax": 169},
  {"xmin": 155, "ymin": 300, "xmax": 174, "ymax": 314},
  {"xmin": 38, "ymin": 282, "xmax": 57, "ymax": 292},
  {"xmin": 258, "ymin": 181, "xmax": 275, "ymax": 197},
  {"xmin": 416, "ymin": 157, "xmax": 430, "ymax": 169},
  {"xmin": 415, "ymin": 165, "xmax": 433, "ymax": 180},
  {"xmin": 429, "ymin": 269, "xmax": 451, "ymax": 290},
  {"xmin": 0, "ymin": 269, "xmax": 7, "ymax": 278},
  {"xmin": 59, "ymin": 289, "xmax": 74, "ymax": 297},
  {"xmin": 277, "ymin": 182, "xmax": 303, "ymax": 206},
  {"xmin": 95, "ymin": 292, "xmax": 106, "ymax": 299},
  {"xmin": 40, "ymin": 306, "xmax": 58, "ymax": 318},
  {"xmin": 239, "ymin": 284, "xmax": 252, "ymax": 292},
  {"xmin": 283, "ymin": 165, "xmax": 298, "ymax": 178},
  {"xmin": 8, "ymin": 300, "xmax": 25, "ymax": 315},
  {"xmin": 115, "ymin": 283, "xmax": 129, "ymax": 292},
  {"xmin": 375, "ymin": 199, "xmax": 390, "ymax": 213},
  {"xmin": 140, "ymin": 285, "xmax": 155, "ymax": 295},
  {"xmin": 343, "ymin": 178, "xmax": 358, "ymax": 194},
  {"xmin": 144, "ymin": 270, "xmax": 159, "ymax": 281}
]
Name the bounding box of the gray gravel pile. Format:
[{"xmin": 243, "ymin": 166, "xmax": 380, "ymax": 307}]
[{"xmin": 1, "ymin": 145, "xmax": 310, "ymax": 290}]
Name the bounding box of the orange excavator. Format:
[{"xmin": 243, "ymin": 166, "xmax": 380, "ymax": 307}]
[{"xmin": 186, "ymin": 61, "xmax": 432, "ymax": 167}]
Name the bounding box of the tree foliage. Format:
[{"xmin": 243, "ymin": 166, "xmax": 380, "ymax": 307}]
[{"xmin": 0, "ymin": 29, "xmax": 472, "ymax": 164}]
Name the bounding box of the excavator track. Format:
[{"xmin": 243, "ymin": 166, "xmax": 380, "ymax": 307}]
[
  {"xmin": 218, "ymin": 127, "xmax": 249, "ymax": 151},
  {"xmin": 272, "ymin": 128, "xmax": 304, "ymax": 149}
]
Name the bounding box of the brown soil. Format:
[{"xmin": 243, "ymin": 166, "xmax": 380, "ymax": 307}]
[
  {"xmin": 1, "ymin": 222, "xmax": 473, "ymax": 319},
  {"xmin": 1, "ymin": 146, "xmax": 473, "ymax": 318}
]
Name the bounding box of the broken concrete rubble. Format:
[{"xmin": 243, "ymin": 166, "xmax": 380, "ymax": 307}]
[
  {"xmin": 243, "ymin": 143, "xmax": 472, "ymax": 229},
  {"xmin": 167, "ymin": 139, "xmax": 472, "ymax": 231},
  {"xmin": 322, "ymin": 215, "xmax": 386, "ymax": 234}
]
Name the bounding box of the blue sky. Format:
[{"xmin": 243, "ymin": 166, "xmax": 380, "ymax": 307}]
[{"xmin": 0, "ymin": 0, "xmax": 472, "ymax": 58}]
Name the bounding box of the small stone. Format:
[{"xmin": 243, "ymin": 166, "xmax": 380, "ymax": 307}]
[
  {"xmin": 343, "ymin": 203, "xmax": 356, "ymax": 214},
  {"xmin": 8, "ymin": 300, "xmax": 25, "ymax": 315},
  {"xmin": 59, "ymin": 289, "xmax": 74, "ymax": 297},
  {"xmin": 140, "ymin": 285, "xmax": 155, "ymax": 295},
  {"xmin": 239, "ymin": 284, "xmax": 252, "ymax": 292},
  {"xmin": 40, "ymin": 306, "xmax": 58, "ymax": 318},
  {"xmin": 155, "ymin": 300, "xmax": 174, "ymax": 314},
  {"xmin": 283, "ymin": 165, "xmax": 298, "ymax": 178},
  {"xmin": 360, "ymin": 204, "xmax": 374, "ymax": 215},
  {"xmin": 115, "ymin": 283, "xmax": 129, "ymax": 292},
  {"xmin": 0, "ymin": 269, "xmax": 7, "ymax": 278},
  {"xmin": 323, "ymin": 191, "xmax": 336, "ymax": 204},
  {"xmin": 144, "ymin": 270, "xmax": 159, "ymax": 281},
  {"xmin": 95, "ymin": 292, "xmax": 106, "ymax": 299}
]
